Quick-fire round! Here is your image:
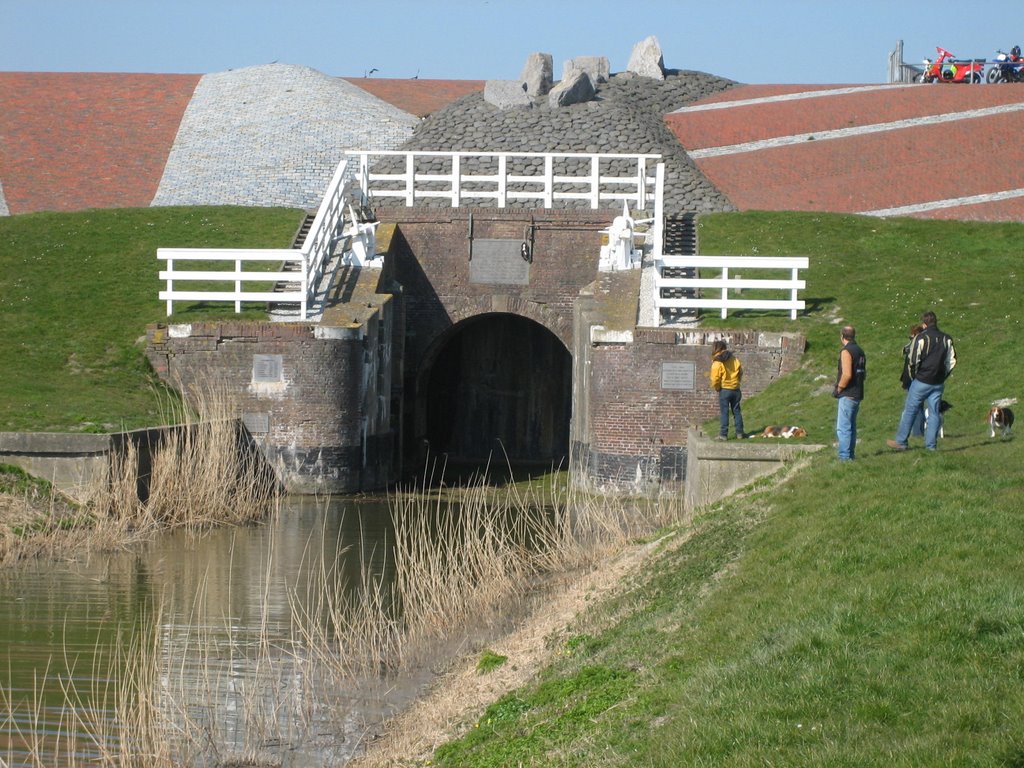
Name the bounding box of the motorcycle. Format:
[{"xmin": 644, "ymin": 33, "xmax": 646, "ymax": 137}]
[
  {"xmin": 987, "ymin": 48, "xmax": 1024, "ymax": 83},
  {"xmin": 917, "ymin": 46, "xmax": 985, "ymax": 83}
]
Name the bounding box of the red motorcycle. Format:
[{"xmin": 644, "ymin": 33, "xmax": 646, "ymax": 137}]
[{"xmin": 917, "ymin": 47, "xmax": 984, "ymax": 83}]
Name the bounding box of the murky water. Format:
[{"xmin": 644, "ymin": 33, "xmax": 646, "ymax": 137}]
[{"xmin": 0, "ymin": 495, "xmax": 426, "ymax": 767}]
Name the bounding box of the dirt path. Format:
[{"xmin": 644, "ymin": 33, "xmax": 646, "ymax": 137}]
[{"xmin": 351, "ymin": 530, "xmax": 678, "ymax": 766}]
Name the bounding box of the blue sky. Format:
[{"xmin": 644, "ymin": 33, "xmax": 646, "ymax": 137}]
[{"xmin": 2, "ymin": 0, "xmax": 1021, "ymax": 84}]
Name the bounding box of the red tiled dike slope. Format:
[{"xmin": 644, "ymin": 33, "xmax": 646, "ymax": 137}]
[
  {"xmin": 695, "ymin": 110, "xmax": 1024, "ymax": 216},
  {"xmin": 667, "ymin": 83, "xmax": 1024, "ymax": 151},
  {"xmin": 343, "ymin": 77, "xmax": 484, "ymax": 118},
  {"xmin": 0, "ymin": 72, "xmax": 199, "ymax": 214}
]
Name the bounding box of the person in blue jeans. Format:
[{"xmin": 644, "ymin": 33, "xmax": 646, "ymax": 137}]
[
  {"xmin": 710, "ymin": 339, "xmax": 745, "ymax": 440},
  {"xmin": 888, "ymin": 311, "xmax": 957, "ymax": 452},
  {"xmin": 834, "ymin": 326, "xmax": 867, "ymax": 461}
]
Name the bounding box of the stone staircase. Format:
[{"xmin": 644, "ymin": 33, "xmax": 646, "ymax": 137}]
[
  {"xmin": 657, "ymin": 213, "xmax": 699, "ymax": 326},
  {"xmin": 268, "ymin": 211, "xmax": 317, "ymax": 316}
]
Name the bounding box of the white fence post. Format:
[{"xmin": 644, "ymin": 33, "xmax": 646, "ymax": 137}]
[
  {"xmin": 543, "ymin": 155, "xmax": 554, "ymax": 208},
  {"xmin": 498, "ymin": 154, "xmax": 508, "ymax": 207},
  {"xmin": 452, "ymin": 153, "xmax": 461, "ymax": 207}
]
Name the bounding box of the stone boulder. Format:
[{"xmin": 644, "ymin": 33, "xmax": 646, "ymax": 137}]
[
  {"xmin": 519, "ymin": 52, "xmax": 553, "ymax": 97},
  {"xmin": 627, "ymin": 36, "xmax": 665, "ymax": 80},
  {"xmin": 547, "ymin": 70, "xmax": 596, "ymax": 108},
  {"xmin": 484, "ymin": 79, "xmax": 532, "ymax": 110},
  {"xmin": 561, "ymin": 56, "xmax": 610, "ymax": 85}
]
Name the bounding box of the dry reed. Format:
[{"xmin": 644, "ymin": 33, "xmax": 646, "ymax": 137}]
[{"xmin": 0, "ymin": 451, "xmax": 689, "ymax": 767}]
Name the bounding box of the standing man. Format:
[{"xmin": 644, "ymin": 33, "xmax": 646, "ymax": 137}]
[
  {"xmin": 835, "ymin": 325, "xmax": 867, "ymax": 462},
  {"xmin": 710, "ymin": 339, "xmax": 745, "ymax": 440},
  {"xmin": 888, "ymin": 310, "xmax": 957, "ymax": 452}
]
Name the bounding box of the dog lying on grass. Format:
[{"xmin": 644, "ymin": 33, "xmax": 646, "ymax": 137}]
[{"xmin": 757, "ymin": 425, "xmax": 807, "ymax": 439}]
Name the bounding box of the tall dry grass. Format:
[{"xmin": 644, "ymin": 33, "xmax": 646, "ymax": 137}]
[
  {"xmin": 1, "ymin": 454, "xmax": 688, "ymax": 767},
  {"xmin": 85, "ymin": 380, "xmax": 279, "ymax": 546}
]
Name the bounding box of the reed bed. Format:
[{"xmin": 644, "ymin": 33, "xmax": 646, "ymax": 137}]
[
  {"xmin": 87, "ymin": 380, "xmax": 278, "ymax": 539},
  {"xmin": 0, "ymin": 456, "xmax": 688, "ymax": 767}
]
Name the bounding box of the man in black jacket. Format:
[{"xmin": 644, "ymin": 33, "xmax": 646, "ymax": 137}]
[{"xmin": 887, "ymin": 311, "xmax": 957, "ymax": 451}]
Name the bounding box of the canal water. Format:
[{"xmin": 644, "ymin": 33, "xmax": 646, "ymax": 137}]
[{"xmin": 0, "ymin": 495, "xmax": 442, "ymax": 767}]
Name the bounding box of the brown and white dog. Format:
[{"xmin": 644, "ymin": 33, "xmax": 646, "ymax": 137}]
[
  {"xmin": 988, "ymin": 406, "xmax": 1015, "ymax": 438},
  {"xmin": 759, "ymin": 425, "xmax": 807, "ymax": 439}
]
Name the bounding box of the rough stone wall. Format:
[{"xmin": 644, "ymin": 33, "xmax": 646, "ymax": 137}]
[
  {"xmin": 382, "ymin": 70, "xmax": 737, "ymax": 215},
  {"xmin": 572, "ymin": 327, "xmax": 805, "ymax": 492},
  {"xmin": 145, "ymin": 312, "xmax": 397, "ymax": 494}
]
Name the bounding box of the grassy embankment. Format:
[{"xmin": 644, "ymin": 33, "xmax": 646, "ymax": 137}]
[
  {"xmin": 2, "ymin": 207, "xmax": 1023, "ymax": 764},
  {"xmin": 0, "ymin": 205, "xmax": 303, "ymax": 433},
  {"xmin": 0, "ymin": 206, "xmax": 301, "ymax": 555},
  {"xmin": 423, "ymin": 211, "xmax": 1024, "ymax": 767}
]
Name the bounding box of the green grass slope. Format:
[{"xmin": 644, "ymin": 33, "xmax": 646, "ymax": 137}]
[
  {"xmin": 0, "ymin": 206, "xmax": 303, "ymax": 432},
  {"xmin": 432, "ymin": 211, "xmax": 1024, "ymax": 767}
]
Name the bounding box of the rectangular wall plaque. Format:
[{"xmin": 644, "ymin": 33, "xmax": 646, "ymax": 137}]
[
  {"xmin": 242, "ymin": 412, "xmax": 270, "ymax": 434},
  {"xmin": 252, "ymin": 354, "xmax": 283, "ymax": 384},
  {"xmin": 470, "ymin": 239, "xmax": 531, "ymax": 285},
  {"xmin": 661, "ymin": 361, "xmax": 696, "ymax": 390}
]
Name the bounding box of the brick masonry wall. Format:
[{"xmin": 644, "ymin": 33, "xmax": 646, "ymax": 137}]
[
  {"xmin": 573, "ymin": 326, "xmax": 805, "ymax": 491},
  {"xmin": 382, "ymin": 207, "xmax": 610, "ymax": 369},
  {"xmin": 145, "ymin": 308, "xmax": 397, "ymax": 493}
]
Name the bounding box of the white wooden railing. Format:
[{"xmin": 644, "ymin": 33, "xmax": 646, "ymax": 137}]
[
  {"xmin": 654, "ymin": 255, "xmax": 808, "ymax": 320},
  {"xmin": 345, "ymin": 150, "xmax": 662, "ymax": 210},
  {"xmin": 158, "ymin": 158, "xmax": 356, "ymax": 319}
]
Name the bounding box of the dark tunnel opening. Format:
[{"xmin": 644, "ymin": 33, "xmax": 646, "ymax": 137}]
[{"xmin": 419, "ymin": 313, "xmax": 572, "ymax": 473}]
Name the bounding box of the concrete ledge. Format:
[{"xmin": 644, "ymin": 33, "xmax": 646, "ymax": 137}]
[
  {"xmin": 683, "ymin": 427, "xmax": 824, "ymax": 512},
  {"xmin": 0, "ymin": 431, "xmax": 114, "ymax": 498}
]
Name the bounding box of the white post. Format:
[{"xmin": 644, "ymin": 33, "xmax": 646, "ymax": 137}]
[
  {"xmin": 653, "ymin": 163, "xmax": 665, "ymax": 259},
  {"xmin": 359, "ymin": 153, "xmax": 369, "ymax": 201},
  {"xmin": 589, "ymin": 155, "xmax": 600, "ymax": 209},
  {"xmin": 405, "ymin": 153, "xmax": 415, "ymax": 207},
  {"xmin": 721, "ymin": 266, "xmax": 730, "ymax": 319},
  {"xmin": 791, "ymin": 266, "xmax": 800, "ymax": 320},
  {"xmin": 166, "ymin": 256, "xmax": 174, "ymax": 316},
  {"xmin": 498, "ymin": 154, "xmax": 508, "ymax": 208},
  {"xmin": 544, "ymin": 155, "xmax": 554, "ymax": 208},
  {"xmin": 452, "ymin": 153, "xmax": 461, "ymax": 207},
  {"xmin": 235, "ymin": 257, "xmax": 242, "ymax": 313},
  {"xmin": 638, "ymin": 157, "xmax": 648, "ymax": 210}
]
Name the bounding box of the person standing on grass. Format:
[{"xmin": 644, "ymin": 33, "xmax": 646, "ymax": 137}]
[
  {"xmin": 710, "ymin": 339, "xmax": 745, "ymax": 440},
  {"xmin": 888, "ymin": 310, "xmax": 957, "ymax": 452},
  {"xmin": 834, "ymin": 325, "xmax": 867, "ymax": 461},
  {"xmin": 900, "ymin": 323, "xmax": 926, "ymax": 438}
]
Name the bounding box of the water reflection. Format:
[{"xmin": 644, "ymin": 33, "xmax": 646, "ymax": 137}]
[{"xmin": 0, "ymin": 495, "xmax": 398, "ymax": 767}]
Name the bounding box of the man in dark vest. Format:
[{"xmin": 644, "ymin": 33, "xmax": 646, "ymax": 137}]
[
  {"xmin": 834, "ymin": 325, "xmax": 866, "ymax": 461},
  {"xmin": 887, "ymin": 310, "xmax": 957, "ymax": 452}
]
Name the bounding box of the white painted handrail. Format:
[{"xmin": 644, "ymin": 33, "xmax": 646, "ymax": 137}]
[
  {"xmin": 346, "ymin": 150, "xmax": 661, "ymax": 210},
  {"xmin": 655, "ymin": 255, "xmax": 809, "ymax": 320},
  {"xmin": 158, "ymin": 158, "xmax": 354, "ymax": 319}
]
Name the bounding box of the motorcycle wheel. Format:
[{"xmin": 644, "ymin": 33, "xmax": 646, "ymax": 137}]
[
  {"xmin": 968, "ymin": 72, "xmax": 983, "ymax": 84},
  {"xmin": 987, "ymin": 67, "xmax": 1002, "ymax": 84}
]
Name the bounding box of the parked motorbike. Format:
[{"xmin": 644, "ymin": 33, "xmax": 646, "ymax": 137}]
[
  {"xmin": 987, "ymin": 47, "xmax": 1024, "ymax": 83},
  {"xmin": 917, "ymin": 47, "xmax": 984, "ymax": 83}
]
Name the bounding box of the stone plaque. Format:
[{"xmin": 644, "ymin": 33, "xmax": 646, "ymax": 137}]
[
  {"xmin": 470, "ymin": 239, "xmax": 531, "ymax": 285},
  {"xmin": 661, "ymin": 361, "xmax": 696, "ymax": 390},
  {"xmin": 242, "ymin": 412, "xmax": 270, "ymax": 434},
  {"xmin": 252, "ymin": 354, "xmax": 283, "ymax": 384}
]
